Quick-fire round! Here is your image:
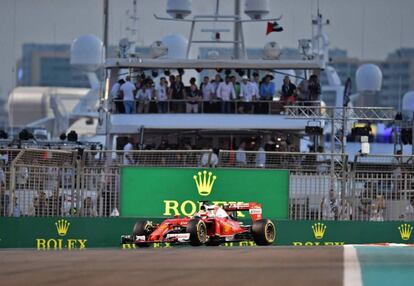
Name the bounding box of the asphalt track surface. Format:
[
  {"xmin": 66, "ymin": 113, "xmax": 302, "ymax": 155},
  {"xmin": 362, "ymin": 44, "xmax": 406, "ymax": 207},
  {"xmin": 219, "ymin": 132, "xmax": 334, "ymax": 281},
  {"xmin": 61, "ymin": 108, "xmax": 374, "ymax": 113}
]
[{"xmin": 0, "ymin": 247, "xmax": 344, "ymax": 286}]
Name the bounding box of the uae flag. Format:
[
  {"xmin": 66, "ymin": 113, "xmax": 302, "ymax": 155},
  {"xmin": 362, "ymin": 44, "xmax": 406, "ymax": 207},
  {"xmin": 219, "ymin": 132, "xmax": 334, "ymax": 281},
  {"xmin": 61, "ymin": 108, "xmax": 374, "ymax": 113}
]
[{"xmin": 266, "ymin": 21, "xmax": 284, "ymax": 35}]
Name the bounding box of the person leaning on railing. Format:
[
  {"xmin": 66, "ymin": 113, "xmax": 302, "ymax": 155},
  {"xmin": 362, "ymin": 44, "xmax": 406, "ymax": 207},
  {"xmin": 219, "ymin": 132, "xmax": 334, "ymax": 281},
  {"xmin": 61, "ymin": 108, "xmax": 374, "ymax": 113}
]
[
  {"xmin": 216, "ymin": 75, "xmax": 236, "ymax": 114},
  {"xmin": 120, "ymin": 76, "xmax": 136, "ymax": 114},
  {"xmin": 238, "ymin": 75, "xmax": 256, "ymax": 114},
  {"xmin": 186, "ymin": 78, "xmax": 201, "ymax": 113},
  {"xmin": 136, "ymin": 79, "xmax": 153, "ymax": 113},
  {"xmin": 110, "ymin": 79, "xmax": 125, "ymax": 113},
  {"xmin": 155, "ymin": 77, "xmax": 168, "ymax": 113},
  {"xmin": 259, "ymin": 74, "xmax": 275, "ymax": 114}
]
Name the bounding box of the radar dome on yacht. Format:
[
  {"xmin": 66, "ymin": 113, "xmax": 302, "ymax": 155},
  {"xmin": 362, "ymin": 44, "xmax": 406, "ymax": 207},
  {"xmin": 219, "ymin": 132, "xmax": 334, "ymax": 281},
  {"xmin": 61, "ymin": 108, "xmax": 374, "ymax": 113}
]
[
  {"xmin": 70, "ymin": 35, "xmax": 104, "ymax": 71},
  {"xmin": 161, "ymin": 34, "xmax": 188, "ymax": 59},
  {"xmin": 263, "ymin": 42, "xmax": 281, "ymax": 60},
  {"xmin": 150, "ymin": 41, "xmax": 168, "ymax": 58},
  {"xmin": 356, "ymin": 63, "xmax": 382, "ymax": 92},
  {"xmin": 244, "ymin": 0, "xmax": 269, "ymax": 19},
  {"xmin": 402, "ymin": 91, "xmax": 414, "ymax": 113},
  {"xmin": 167, "ymin": 0, "xmax": 192, "ymax": 19}
]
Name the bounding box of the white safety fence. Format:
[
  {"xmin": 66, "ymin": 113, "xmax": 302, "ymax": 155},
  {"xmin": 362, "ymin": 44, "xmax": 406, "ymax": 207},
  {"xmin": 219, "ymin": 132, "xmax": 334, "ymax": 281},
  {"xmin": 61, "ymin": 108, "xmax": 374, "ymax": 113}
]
[{"xmin": 1, "ymin": 148, "xmax": 413, "ymax": 221}]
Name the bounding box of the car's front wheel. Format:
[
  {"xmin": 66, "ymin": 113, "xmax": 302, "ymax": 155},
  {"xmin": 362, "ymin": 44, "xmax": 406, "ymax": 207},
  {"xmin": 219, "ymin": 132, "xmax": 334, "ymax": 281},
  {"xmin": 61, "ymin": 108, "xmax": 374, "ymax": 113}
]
[
  {"xmin": 133, "ymin": 220, "xmax": 152, "ymax": 247},
  {"xmin": 252, "ymin": 219, "xmax": 275, "ymax": 246},
  {"xmin": 186, "ymin": 218, "xmax": 208, "ymax": 246}
]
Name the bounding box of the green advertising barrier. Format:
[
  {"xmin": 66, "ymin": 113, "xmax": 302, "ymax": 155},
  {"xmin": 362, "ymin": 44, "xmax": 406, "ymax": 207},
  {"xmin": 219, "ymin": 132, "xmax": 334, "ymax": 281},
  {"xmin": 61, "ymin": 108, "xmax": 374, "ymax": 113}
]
[
  {"xmin": 0, "ymin": 218, "xmax": 413, "ymax": 249},
  {"xmin": 120, "ymin": 168, "xmax": 289, "ymax": 220}
]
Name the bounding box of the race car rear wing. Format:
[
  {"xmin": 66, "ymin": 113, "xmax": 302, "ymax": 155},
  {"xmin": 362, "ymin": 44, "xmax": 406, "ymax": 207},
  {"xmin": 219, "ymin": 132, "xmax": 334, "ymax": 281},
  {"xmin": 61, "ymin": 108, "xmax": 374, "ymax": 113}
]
[{"xmin": 223, "ymin": 202, "xmax": 263, "ymax": 222}]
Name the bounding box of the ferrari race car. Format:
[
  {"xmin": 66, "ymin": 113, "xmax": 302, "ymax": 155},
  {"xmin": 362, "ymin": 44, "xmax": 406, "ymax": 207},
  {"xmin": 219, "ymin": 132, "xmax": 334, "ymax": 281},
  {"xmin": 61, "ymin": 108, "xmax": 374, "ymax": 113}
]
[{"xmin": 121, "ymin": 202, "xmax": 275, "ymax": 247}]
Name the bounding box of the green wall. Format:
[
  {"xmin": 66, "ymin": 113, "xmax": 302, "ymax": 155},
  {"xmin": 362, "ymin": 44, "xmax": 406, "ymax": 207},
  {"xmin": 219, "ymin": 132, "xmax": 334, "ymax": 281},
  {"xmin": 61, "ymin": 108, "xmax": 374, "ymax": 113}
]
[
  {"xmin": 121, "ymin": 168, "xmax": 290, "ymax": 219},
  {"xmin": 0, "ymin": 218, "xmax": 412, "ymax": 249}
]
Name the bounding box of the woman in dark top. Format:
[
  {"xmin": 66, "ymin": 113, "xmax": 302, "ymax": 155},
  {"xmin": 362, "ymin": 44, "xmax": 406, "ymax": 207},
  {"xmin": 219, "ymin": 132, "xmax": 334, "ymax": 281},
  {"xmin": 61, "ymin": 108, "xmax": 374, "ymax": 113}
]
[{"xmin": 308, "ymin": 74, "xmax": 321, "ymax": 101}]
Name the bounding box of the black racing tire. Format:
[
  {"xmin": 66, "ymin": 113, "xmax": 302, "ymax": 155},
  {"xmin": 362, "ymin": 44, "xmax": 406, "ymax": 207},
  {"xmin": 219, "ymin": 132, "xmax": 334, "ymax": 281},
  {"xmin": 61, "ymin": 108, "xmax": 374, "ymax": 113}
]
[
  {"xmin": 252, "ymin": 219, "xmax": 275, "ymax": 246},
  {"xmin": 133, "ymin": 220, "xmax": 152, "ymax": 247},
  {"xmin": 186, "ymin": 218, "xmax": 208, "ymax": 246}
]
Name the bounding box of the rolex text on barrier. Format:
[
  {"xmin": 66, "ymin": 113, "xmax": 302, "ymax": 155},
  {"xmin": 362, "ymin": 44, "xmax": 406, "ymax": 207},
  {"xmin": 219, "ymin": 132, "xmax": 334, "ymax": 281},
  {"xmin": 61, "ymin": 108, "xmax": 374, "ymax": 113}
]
[
  {"xmin": 120, "ymin": 168, "xmax": 290, "ymax": 220},
  {"xmin": 0, "ymin": 218, "xmax": 413, "ymax": 248}
]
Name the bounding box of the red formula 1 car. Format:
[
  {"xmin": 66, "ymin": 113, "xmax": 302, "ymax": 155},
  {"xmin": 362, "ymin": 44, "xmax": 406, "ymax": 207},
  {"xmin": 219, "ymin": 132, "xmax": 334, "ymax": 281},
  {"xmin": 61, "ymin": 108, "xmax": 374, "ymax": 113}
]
[{"xmin": 121, "ymin": 202, "xmax": 275, "ymax": 247}]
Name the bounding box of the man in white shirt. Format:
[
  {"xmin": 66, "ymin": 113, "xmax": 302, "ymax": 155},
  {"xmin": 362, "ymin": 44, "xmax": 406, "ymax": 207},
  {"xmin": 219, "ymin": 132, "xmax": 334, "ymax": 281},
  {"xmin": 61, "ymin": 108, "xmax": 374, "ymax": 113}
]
[
  {"xmin": 255, "ymin": 143, "xmax": 266, "ymax": 168},
  {"xmin": 136, "ymin": 80, "xmax": 153, "ymax": 113},
  {"xmin": 200, "ymin": 76, "xmax": 214, "ymax": 113},
  {"xmin": 250, "ymin": 73, "xmax": 260, "ymax": 114},
  {"xmin": 216, "ymin": 75, "xmax": 236, "ymax": 113},
  {"xmin": 200, "ymin": 151, "xmax": 219, "ymax": 168},
  {"xmin": 123, "ymin": 138, "xmax": 134, "ymax": 165},
  {"xmin": 120, "ymin": 76, "xmax": 136, "ymax": 114},
  {"xmin": 236, "ymin": 142, "xmax": 247, "ymax": 166},
  {"xmin": 155, "ymin": 77, "xmax": 168, "ymax": 113},
  {"xmin": 239, "ymin": 75, "xmax": 255, "ymax": 113},
  {"xmin": 110, "ymin": 79, "xmax": 125, "ymax": 113}
]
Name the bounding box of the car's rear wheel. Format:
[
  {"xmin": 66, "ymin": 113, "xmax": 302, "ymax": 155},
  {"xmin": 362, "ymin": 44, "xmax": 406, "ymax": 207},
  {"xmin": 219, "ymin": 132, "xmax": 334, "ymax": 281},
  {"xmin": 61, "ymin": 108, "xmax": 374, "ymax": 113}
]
[
  {"xmin": 133, "ymin": 220, "xmax": 152, "ymax": 247},
  {"xmin": 252, "ymin": 219, "xmax": 275, "ymax": 246},
  {"xmin": 187, "ymin": 218, "xmax": 208, "ymax": 246}
]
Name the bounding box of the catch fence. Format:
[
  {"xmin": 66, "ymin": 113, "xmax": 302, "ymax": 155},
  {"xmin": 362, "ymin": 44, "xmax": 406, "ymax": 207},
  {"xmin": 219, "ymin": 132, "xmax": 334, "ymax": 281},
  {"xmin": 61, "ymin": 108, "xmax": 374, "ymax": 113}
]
[{"xmin": 0, "ymin": 148, "xmax": 413, "ymax": 221}]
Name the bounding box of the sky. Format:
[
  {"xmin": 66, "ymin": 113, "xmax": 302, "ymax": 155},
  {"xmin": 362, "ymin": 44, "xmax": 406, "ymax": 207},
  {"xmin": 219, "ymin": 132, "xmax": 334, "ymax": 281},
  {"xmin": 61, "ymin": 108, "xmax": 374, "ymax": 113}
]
[{"xmin": 0, "ymin": 0, "xmax": 414, "ymax": 99}]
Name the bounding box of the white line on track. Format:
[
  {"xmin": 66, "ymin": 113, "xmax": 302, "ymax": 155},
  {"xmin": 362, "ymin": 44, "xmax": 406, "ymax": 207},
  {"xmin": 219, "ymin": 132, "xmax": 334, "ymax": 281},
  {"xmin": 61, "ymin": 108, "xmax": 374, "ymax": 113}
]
[{"xmin": 343, "ymin": 245, "xmax": 362, "ymax": 286}]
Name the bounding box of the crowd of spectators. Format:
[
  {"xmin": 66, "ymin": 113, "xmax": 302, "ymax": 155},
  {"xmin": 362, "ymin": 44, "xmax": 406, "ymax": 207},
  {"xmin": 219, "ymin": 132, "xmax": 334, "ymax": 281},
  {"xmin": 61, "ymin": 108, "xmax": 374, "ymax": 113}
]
[{"xmin": 110, "ymin": 72, "xmax": 321, "ymax": 114}]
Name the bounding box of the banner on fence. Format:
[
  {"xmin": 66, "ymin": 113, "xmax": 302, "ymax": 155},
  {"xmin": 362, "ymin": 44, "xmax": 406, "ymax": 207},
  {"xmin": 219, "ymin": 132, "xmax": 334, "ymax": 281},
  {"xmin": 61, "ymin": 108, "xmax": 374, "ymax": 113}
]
[
  {"xmin": 0, "ymin": 218, "xmax": 412, "ymax": 249},
  {"xmin": 120, "ymin": 168, "xmax": 290, "ymax": 220}
]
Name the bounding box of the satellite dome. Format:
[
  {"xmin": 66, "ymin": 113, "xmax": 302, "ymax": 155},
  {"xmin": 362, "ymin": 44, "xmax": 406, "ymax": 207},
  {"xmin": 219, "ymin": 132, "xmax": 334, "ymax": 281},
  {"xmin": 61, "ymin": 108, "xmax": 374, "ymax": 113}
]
[
  {"xmin": 402, "ymin": 91, "xmax": 414, "ymax": 113},
  {"xmin": 70, "ymin": 35, "xmax": 104, "ymax": 71},
  {"xmin": 244, "ymin": 0, "xmax": 269, "ymax": 20},
  {"xmin": 150, "ymin": 41, "xmax": 168, "ymax": 58},
  {"xmin": 161, "ymin": 34, "xmax": 188, "ymax": 59},
  {"xmin": 356, "ymin": 63, "xmax": 382, "ymax": 92},
  {"xmin": 70, "ymin": 35, "xmax": 105, "ymax": 71},
  {"xmin": 167, "ymin": 0, "xmax": 192, "ymax": 19},
  {"xmin": 263, "ymin": 42, "xmax": 281, "ymax": 60}
]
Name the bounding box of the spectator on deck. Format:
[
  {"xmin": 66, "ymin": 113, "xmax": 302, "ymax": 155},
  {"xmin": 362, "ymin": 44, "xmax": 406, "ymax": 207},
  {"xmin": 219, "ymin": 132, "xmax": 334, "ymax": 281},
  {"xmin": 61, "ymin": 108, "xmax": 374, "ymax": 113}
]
[
  {"xmin": 280, "ymin": 76, "xmax": 297, "ymax": 105},
  {"xmin": 217, "ymin": 75, "xmax": 236, "ymax": 113},
  {"xmin": 200, "ymin": 149, "xmax": 219, "ymax": 168},
  {"xmin": 255, "ymin": 142, "xmax": 266, "ymax": 168},
  {"xmin": 210, "ymin": 74, "xmax": 222, "ymax": 113},
  {"xmin": 231, "ymin": 75, "xmax": 240, "ymax": 98},
  {"xmin": 186, "ymin": 78, "xmax": 201, "ymax": 113},
  {"xmin": 200, "ymin": 76, "xmax": 214, "ymax": 113},
  {"xmin": 321, "ymin": 189, "xmax": 339, "ymax": 220},
  {"xmin": 297, "ymin": 78, "xmax": 309, "ymax": 102},
  {"xmin": 120, "ymin": 76, "xmax": 136, "ymax": 114},
  {"xmin": 110, "ymin": 79, "xmax": 125, "ymax": 113},
  {"xmin": 123, "ymin": 138, "xmax": 134, "ymax": 165},
  {"xmin": 308, "ymin": 74, "xmax": 321, "ymax": 102},
  {"xmin": 136, "ymin": 80, "xmax": 153, "ymax": 113},
  {"xmin": 236, "ymin": 142, "xmax": 247, "ymax": 166},
  {"xmin": 155, "ymin": 77, "xmax": 168, "ymax": 113},
  {"xmin": 169, "ymin": 74, "xmax": 186, "ymax": 113},
  {"xmin": 259, "ymin": 74, "xmax": 275, "ymax": 113},
  {"xmin": 239, "ymin": 75, "xmax": 255, "ymax": 113}
]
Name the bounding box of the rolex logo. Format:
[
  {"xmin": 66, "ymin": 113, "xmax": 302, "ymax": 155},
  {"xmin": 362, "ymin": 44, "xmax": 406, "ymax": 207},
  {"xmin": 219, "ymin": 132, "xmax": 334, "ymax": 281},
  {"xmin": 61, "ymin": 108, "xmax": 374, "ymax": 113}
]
[
  {"xmin": 55, "ymin": 219, "xmax": 70, "ymax": 236},
  {"xmin": 398, "ymin": 223, "xmax": 413, "ymax": 241},
  {"xmin": 193, "ymin": 170, "xmax": 217, "ymax": 196},
  {"xmin": 312, "ymin": 223, "xmax": 326, "ymax": 240}
]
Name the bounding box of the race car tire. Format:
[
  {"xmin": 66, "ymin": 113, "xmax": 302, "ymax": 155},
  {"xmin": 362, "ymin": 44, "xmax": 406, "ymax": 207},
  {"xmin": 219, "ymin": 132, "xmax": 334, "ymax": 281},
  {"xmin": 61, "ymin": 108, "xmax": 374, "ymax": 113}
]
[
  {"xmin": 133, "ymin": 220, "xmax": 152, "ymax": 247},
  {"xmin": 252, "ymin": 219, "xmax": 275, "ymax": 246},
  {"xmin": 187, "ymin": 218, "xmax": 208, "ymax": 246}
]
